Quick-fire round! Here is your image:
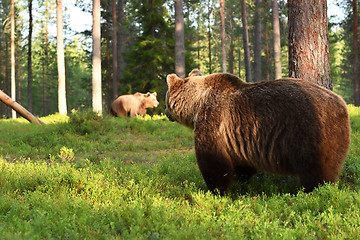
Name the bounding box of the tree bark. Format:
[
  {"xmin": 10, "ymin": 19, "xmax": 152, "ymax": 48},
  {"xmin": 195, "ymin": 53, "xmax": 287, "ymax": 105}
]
[
  {"xmin": 0, "ymin": 40, "xmax": 3, "ymax": 116},
  {"xmin": 0, "ymin": 90, "xmax": 43, "ymax": 125},
  {"xmin": 27, "ymin": 0, "xmax": 33, "ymax": 112},
  {"xmin": 272, "ymin": 0, "xmax": 282, "ymax": 79},
  {"xmin": 288, "ymin": 0, "xmax": 332, "ymax": 90},
  {"xmin": 241, "ymin": 0, "xmax": 252, "ymax": 82},
  {"xmin": 264, "ymin": 0, "xmax": 270, "ymax": 81},
  {"xmin": 112, "ymin": 0, "xmax": 118, "ymax": 100},
  {"xmin": 92, "ymin": 0, "xmax": 102, "ymax": 115},
  {"xmin": 175, "ymin": 0, "xmax": 186, "ymax": 78},
  {"xmin": 254, "ymin": 0, "xmax": 262, "ymax": 82},
  {"xmin": 353, "ymin": 0, "xmax": 360, "ymax": 106},
  {"xmin": 106, "ymin": 21, "xmax": 111, "ymax": 108},
  {"xmin": 11, "ymin": 0, "xmax": 16, "ymax": 119},
  {"xmin": 56, "ymin": 0, "xmax": 67, "ymax": 115},
  {"xmin": 117, "ymin": 0, "xmax": 125, "ymax": 93},
  {"xmin": 228, "ymin": 4, "xmax": 235, "ymax": 74},
  {"xmin": 42, "ymin": 0, "xmax": 50, "ymax": 116},
  {"xmin": 220, "ymin": 0, "xmax": 227, "ymax": 72}
]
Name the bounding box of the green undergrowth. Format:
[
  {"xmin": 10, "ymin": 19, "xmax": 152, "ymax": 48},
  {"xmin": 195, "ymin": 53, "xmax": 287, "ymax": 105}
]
[{"xmin": 0, "ymin": 107, "xmax": 360, "ymax": 239}]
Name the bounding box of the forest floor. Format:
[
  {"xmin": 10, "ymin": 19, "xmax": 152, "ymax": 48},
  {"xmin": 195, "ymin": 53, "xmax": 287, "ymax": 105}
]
[{"xmin": 0, "ymin": 107, "xmax": 360, "ymax": 239}]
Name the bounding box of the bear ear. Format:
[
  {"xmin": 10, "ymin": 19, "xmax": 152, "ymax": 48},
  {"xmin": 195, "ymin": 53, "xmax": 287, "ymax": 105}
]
[
  {"xmin": 166, "ymin": 74, "xmax": 182, "ymax": 87},
  {"xmin": 146, "ymin": 92, "xmax": 150, "ymax": 97},
  {"xmin": 153, "ymin": 92, "xmax": 157, "ymax": 97}
]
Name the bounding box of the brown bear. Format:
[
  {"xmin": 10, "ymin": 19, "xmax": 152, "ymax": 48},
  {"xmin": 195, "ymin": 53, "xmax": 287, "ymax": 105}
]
[
  {"xmin": 111, "ymin": 92, "xmax": 159, "ymax": 117},
  {"xmin": 188, "ymin": 69, "xmax": 203, "ymax": 77},
  {"xmin": 165, "ymin": 72, "xmax": 350, "ymax": 194}
]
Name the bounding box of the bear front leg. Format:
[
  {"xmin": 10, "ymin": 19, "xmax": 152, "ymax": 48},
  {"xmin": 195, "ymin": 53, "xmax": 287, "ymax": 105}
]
[{"xmin": 195, "ymin": 140, "xmax": 234, "ymax": 195}]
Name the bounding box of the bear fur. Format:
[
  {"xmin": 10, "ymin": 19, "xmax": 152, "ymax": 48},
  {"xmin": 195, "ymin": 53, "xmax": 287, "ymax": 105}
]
[
  {"xmin": 165, "ymin": 72, "xmax": 350, "ymax": 194},
  {"xmin": 111, "ymin": 92, "xmax": 159, "ymax": 117},
  {"xmin": 189, "ymin": 69, "xmax": 203, "ymax": 77}
]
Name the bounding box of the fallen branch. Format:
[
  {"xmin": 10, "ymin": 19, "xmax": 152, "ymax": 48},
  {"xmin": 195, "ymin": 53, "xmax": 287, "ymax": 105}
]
[{"xmin": 0, "ymin": 90, "xmax": 44, "ymax": 125}]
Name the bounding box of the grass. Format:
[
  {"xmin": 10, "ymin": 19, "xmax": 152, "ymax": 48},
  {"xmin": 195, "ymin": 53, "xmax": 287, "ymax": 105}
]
[{"xmin": 0, "ymin": 107, "xmax": 360, "ymax": 239}]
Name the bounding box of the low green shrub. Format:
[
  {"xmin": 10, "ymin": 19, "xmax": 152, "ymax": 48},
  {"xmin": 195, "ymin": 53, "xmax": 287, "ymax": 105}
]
[{"xmin": 0, "ymin": 107, "xmax": 359, "ymax": 239}]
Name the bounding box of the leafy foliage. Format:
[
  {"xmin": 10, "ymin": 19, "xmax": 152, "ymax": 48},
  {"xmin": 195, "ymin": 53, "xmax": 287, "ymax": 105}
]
[{"xmin": 0, "ymin": 108, "xmax": 360, "ymax": 238}]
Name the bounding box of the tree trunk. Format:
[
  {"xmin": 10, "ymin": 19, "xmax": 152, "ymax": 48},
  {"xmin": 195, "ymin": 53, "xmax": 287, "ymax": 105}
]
[
  {"xmin": 92, "ymin": 0, "xmax": 102, "ymax": 115},
  {"xmin": 11, "ymin": 0, "xmax": 16, "ymax": 119},
  {"xmin": 254, "ymin": 0, "xmax": 262, "ymax": 82},
  {"xmin": 241, "ymin": 0, "xmax": 252, "ymax": 82},
  {"xmin": 175, "ymin": 0, "xmax": 185, "ymax": 78},
  {"xmin": 0, "ymin": 40, "xmax": 3, "ymax": 116},
  {"xmin": 272, "ymin": 0, "xmax": 282, "ymax": 79},
  {"xmin": 42, "ymin": 0, "xmax": 49, "ymax": 116},
  {"xmin": 28, "ymin": 0, "xmax": 33, "ymax": 112},
  {"xmin": 229, "ymin": 35, "xmax": 234, "ymax": 74},
  {"xmin": 6, "ymin": 35, "xmax": 9, "ymax": 117},
  {"xmin": 117, "ymin": 0, "xmax": 125, "ymax": 94},
  {"xmin": 208, "ymin": 19, "xmax": 212, "ymax": 74},
  {"xmin": 17, "ymin": 39, "xmax": 21, "ymax": 105},
  {"xmin": 220, "ymin": 0, "xmax": 227, "ymax": 72},
  {"xmin": 288, "ymin": 0, "xmax": 332, "ymax": 90},
  {"xmin": 106, "ymin": 22, "xmax": 111, "ymax": 108},
  {"xmin": 112, "ymin": 0, "xmax": 118, "ymax": 100},
  {"xmin": 353, "ymin": 0, "xmax": 360, "ymax": 106},
  {"xmin": 56, "ymin": 0, "xmax": 67, "ymax": 115},
  {"xmin": 238, "ymin": 39, "xmax": 242, "ymax": 78},
  {"xmin": 0, "ymin": 90, "xmax": 43, "ymax": 125},
  {"xmin": 264, "ymin": 0, "xmax": 270, "ymax": 81},
  {"xmin": 228, "ymin": 4, "xmax": 235, "ymax": 74}
]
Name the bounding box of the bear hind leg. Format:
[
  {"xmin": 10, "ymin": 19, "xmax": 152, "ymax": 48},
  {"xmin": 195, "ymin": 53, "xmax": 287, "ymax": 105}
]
[{"xmin": 299, "ymin": 168, "xmax": 339, "ymax": 193}]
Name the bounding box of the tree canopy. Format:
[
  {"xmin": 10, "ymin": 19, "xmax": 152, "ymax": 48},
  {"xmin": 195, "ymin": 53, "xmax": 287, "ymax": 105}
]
[{"xmin": 0, "ymin": 0, "xmax": 359, "ymax": 118}]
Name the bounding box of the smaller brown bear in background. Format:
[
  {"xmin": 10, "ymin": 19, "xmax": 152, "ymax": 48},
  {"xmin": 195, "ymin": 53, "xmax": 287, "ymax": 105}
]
[{"xmin": 110, "ymin": 92, "xmax": 159, "ymax": 117}]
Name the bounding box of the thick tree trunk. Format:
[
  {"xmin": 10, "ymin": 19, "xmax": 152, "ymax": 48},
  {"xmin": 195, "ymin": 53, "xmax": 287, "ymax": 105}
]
[
  {"xmin": 11, "ymin": 0, "xmax": 16, "ymax": 119},
  {"xmin": 117, "ymin": 0, "xmax": 125, "ymax": 93},
  {"xmin": 272, "ymin": 0, "xmax": 282, "ymax": 79},
  {"xmin": 0, "ymin": 90, "xmax": 43, "ymax": 125},
  {"xmin": 92, "ymin": 0, "xmax": 102, "ymax": 115},
  {"xmin": 106, "ymin": 23, "xmax": 111, "ymax": 109},
  {"xmin": 254, "ymin": 0, "xmax": 262, "ymax": 82},
  {"xmin": 175, "ymin": 0, "xmax": 186, "ymax": 78},
  {"xmin": 241, "ymin": 0, "xmax": 252, "ymax": 82},
  {"xmin": 353, "ymin": 0, "xmax": 360, "ymax": 106},
  {"xmin": 57, "ymin": 0, "xmax": 67, "ymax": 115},
  {"xmin": 220, "ymin": 0, "xmax": 227, "ymax": 72},
  {"xmin": 112, "ymin": 0, "xmax": 118, "ymax": 100},
  {"xmin": 28, "ymin": 0, "xmax": 33, "ymax": 112},
  {"xmin": 288, "ymin": 0, "xmax": 332, "ymax": 90}
]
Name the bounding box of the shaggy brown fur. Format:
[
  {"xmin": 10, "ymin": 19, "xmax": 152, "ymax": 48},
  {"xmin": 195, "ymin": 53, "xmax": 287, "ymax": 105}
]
[
  {"xmin": 165, "ymin": 73, "xmax": 350, "ymax": 194},
  {"xmin": 111, "ymin": 92, "xmax": 159, "ymax": 117}
]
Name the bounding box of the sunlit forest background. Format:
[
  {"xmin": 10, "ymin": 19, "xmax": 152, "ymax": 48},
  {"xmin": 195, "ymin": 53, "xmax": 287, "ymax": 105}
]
[{"xmin": 0, "ymin": 0, "xmax": 358, "ymax": 117}]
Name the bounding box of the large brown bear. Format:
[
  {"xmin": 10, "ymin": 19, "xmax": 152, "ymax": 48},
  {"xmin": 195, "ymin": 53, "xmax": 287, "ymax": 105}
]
[
  {"xmin": 165, "ymin": 72, "xmax": 350, "ymax": 194},
  {"xmin": 111, "ymin": 92, "xmax": 159, "ymax": 117}
]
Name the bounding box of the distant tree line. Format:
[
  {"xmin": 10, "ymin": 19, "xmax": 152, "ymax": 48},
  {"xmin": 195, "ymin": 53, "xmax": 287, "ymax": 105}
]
[{"xmin": 0, "ymin": 0, "xmax": 359, "ymax": 118}]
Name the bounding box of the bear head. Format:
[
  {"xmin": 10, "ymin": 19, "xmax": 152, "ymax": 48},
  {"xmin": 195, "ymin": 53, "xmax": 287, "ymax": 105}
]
[
  {"xmin": 143, "ymin": 92, "xmax": 159, "ymax": 109},
  {"xmin": 165, "ymin": 74, "xmax": 205, "ymax": 129}
]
